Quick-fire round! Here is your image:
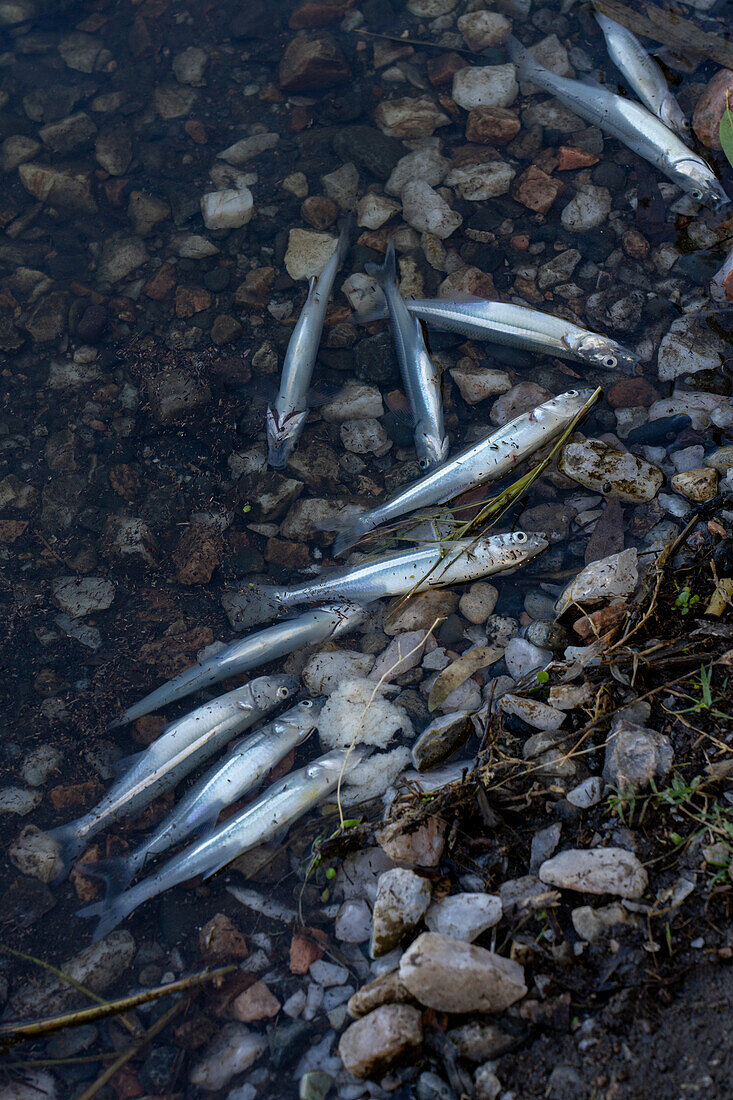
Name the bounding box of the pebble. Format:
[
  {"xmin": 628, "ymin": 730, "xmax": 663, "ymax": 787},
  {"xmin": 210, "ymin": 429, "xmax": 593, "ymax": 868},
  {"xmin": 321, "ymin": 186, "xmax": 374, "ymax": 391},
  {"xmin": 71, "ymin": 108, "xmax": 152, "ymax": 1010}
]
[
  {"xmin": 504, "ymin": 637, "xmax": 551, "ymax": 679},
  {"xmin": 279, "ymin": 32, "xmax": 350, "ymax": 92},
  {"xmin": 231, "ymin": 980, "xmax": 281, "ymax": 1023},
  {"xmin": 401, "ymin": 180, "xmax": 462, "ymax": 239},
  {"xmin": 445, "ymin": 160, "xmax": 516, "ymax": 201},
  {"xmin": 19, "ymin": 163, "xmax": 97, "ymax": 213},
  {"xmin": 555, "ymin": 548, "xmax": 639, "ymax": 615},
  {"xmin": 338, "ymin": 1004, "xmax": 423, "ymax": 1078},
  {"xmin": 218, "ymin": 133, "xmax": 278, "ymax": 165},
  {"xmin": 11, "ymin": 932, "xmax": 135, "ymax": 1017},
  {"xmin": 603, "ymin": 720, "xmax": 674, "ymax": 794},
  {"xmin": 539, "ymin": 847, "xmax": 648, "ymax": 898},
  {"xmin": 371, "ymin": 868, "xmax": 432, "ymax": 957},
  {"xmin": 0, "ymin": 1072, "xmax": 58, "ymax": 1100},
  {"xmin": 374, "ymin": 96, "xmax": 450, "ymax": 139},
  {"xmin": 299, "ymin": 1071, "xmax": 334, "ymax": 1100},
  {"xmin": 310, "ymin": 959, "xmax": 350, "ymax": 987},
  {"xmin": 385, "ymin": 147, "xmax": 450, "ymax": 197},
  {"xmin": 370, "ymin": 630, "xmax": 429, "ymax": 681},
  {"xmin": 399, "ymin": 932, "xmax": 527, "ymax": 1013},
  {"xmin": 190, "ymin": 1024, "xmax": 267, "ymax": 1091},
  {"xmin": 571, "ymin": 902, "xmax": 637, "ymax": 942},
  {"xmin": 424, "ymin": 893, "xmax": 502, "ymax": 942},
  {"xmin": 322, "ymin": 382, "xmax": 383, "ymax": 421},
  {"xmin": 560, "ymin": 183, "xmax": 611, "ymax": 232},
  {"xmin": 458, "ymin": 11, "xmax": 512, "ymax": 50},
  {"xmin": 376, "ymin": 816, "xmax": 447, "ymax": 868},
  {"xmin": 656, "ymin": 315, "xmax": 726, "ymax": 380},
  {"xmin": 558, "ymin": 440, "xmax": 663, "ymax": 503},
  {"xmin": 566, "ymin": 776, "xmax": 604, "ymax": 808},
  {"xmin": 51, "ymin": 576, "xmax": 114, "ymax": 618},
  {"xmin": 692, "ymin": 67, "xmax": 733, "ymax": 149},
  {"xmin": 340, "ymin": 417, "xmax": 391, "ymax": 455},
  {"xmin": 285, "ymin": 228, "xmax": 339, "ymax": 281},
  {"xmin": 474, "ymin": 1065, "xmax": 502, "ymax": 1100},
  {"xmin": 335, "ymin": 898, "xmax": 372, "ymax": 944},
  {"xmin": 459, "ymin": 582, "xmax": 499, "ymax": 624},
  {"xmin": 500, "ymin": 694, "xmax": 565, "ymax": 731},
  {"xmin": 412, "ymin": 712, "xmax": 473, "ymax": 772},
  {"xmin": 201, "ymin": 188, "xmax": 254, "ymax": 229},
  {"xmin": 671, "ymin": 467, "xmax": 718, "ymax": 502},
  {"xmin": 21, "ymin": 746, "xmax": 63, "ymax": 787},
  {"xmin": 452, "ymin": 65, "xmax": 518, "ymax": 111},
  {"xmin": 530, "ymin": 823, "xmax": 562, "ymax": 873},
  {"xmin": 0, "ymin": 787, "xmax": 43, "ymax": 815},
  {"xmin": 490, "ymin": 383, "xmax": 552, "ymax": 426},
  {"xmin": 357, "ymin": 192, "xmax": 400, "ymax": 229}
]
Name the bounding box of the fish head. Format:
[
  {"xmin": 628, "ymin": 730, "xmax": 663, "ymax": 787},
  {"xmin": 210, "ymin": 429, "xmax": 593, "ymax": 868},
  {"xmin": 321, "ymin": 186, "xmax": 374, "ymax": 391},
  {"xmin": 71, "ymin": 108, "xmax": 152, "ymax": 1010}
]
[
  {"xmin": 323, "ymin": 601, "xmax": 370, "ymax": 638},
  {"xmin": 503, "ymin": 530, "xmax": 549, "ymax": 559},
  {"xmin": 659, "ymin": 96, "xmax": 690, "ymax": 140},
  {"xmin": 672, "ymin": 158, "xmax": 730, "ymax": 210},
  {"xmin": 304, "ymin": 746, "xmax": 369, "ymax": 781},
  {"xmin": 285, "ymin": 697, "xmax": 323, "ymax": 740},
  {"xmin": 416, "ymin": 431, "xmax": 450, "ymax": 473},
  {"xmin": 536, "ymin": 388, "xmax": 596, "ymax": 423},
  {"xmin": 569, "ymin": 334, "xmax": 637, "ymax": 371},
  {"xmin": 239, "ymin": 674, "xmax": 300, "ymax": 714},
  {"xmin": 266, "ymin": 406, "xmax": 309, "ymax": 469}
]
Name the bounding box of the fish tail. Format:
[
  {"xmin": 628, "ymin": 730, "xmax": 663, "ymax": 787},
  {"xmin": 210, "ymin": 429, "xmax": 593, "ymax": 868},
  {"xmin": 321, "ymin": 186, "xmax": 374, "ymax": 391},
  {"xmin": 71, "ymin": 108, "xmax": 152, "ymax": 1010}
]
[
  {"xmin": 505, "ymin": 34, "xmax": 546, "ymax": 85},
  {"xmin": 82, "ymin": 855, "xmax": 139, "ymax": 899},
  {"xmin": 47, "ymin": 824, "xmax": 89, "ymax": 881},
  {"xmin": 351, "ymin": 298, "xmax": 389, "ymax": 324},
  {"xmin": 76, "ymin": 890, "xmax": 139, "ymax": 942},
  {"xmin": 328, "ymin": 512, "xmax": 376, "ymax": 557},
  {"xmin": 364, "ymin": 238, "xmax": 397, "ymax": 290}
]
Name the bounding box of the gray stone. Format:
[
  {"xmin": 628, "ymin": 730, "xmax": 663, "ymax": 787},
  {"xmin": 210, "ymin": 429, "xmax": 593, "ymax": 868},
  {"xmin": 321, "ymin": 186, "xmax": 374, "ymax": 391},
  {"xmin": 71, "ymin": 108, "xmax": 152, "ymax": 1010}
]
[
  {"xmin": 338, "ymin": 1004, "xmax": 422, "ymax": 1079},
  {"xmin": 371, "ymin": 869, "xmax": 432, "ymax": 957},
  {"xmin": 539, "ymin": 847, "xmax": 648, "ymax": 898},
  {"xmin": 530, "ymin": 823, "xmax": 562, "ymax": 874},
  {"xmin": 424, "ymin": 893, "xmax": 502, "ymax": 942},
  {"xmin": 51, "ymin": 576, "xmax": 115, "ymax": 618},
  {"xmin": 399, "ymin": 932, "xmax": 526, "ymax": 1013},
  {"xmin": 603, "ymin": 720, "xmax": 674, "ymax": 794}
]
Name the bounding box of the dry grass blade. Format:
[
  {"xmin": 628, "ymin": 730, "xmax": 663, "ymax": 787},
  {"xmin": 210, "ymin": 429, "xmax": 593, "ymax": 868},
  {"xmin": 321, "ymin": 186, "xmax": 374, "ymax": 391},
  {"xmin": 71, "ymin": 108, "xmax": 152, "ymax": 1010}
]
[{"xmin": 0, "ymin": 966, "xmax": 235, "ymax": 1050}]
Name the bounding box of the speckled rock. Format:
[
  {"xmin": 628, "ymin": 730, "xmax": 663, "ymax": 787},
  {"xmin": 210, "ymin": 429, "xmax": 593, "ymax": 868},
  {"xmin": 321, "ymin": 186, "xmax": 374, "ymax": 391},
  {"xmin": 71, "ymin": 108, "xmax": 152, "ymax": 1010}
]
[
  {"xmin": 670, "ymin": 467, "xmax": 718, "ymax": 502},
  {"xmin": 399, "ymin": 933, "xmax": 527, "ymax": 1013},
  {"xmin": 452, "ymin": 65, "xmax": 518, "ymax": 111},
  {"xmin": 338, "ymin": 1004, "xmax": 423, "ymax": 1078},
  {"xmin": 371, "ymin": 869, "xmax": 432, "ymax": 957},
  {"xmin": 539, "ymin": 847, "xmax": 648, "ymax": 898},
  {"xmin": 555, "ymin": 549, "xmax": 638, "ymax": 615},
  {"xmin": 559, "ymin": 440, "xmax": 663, "ymax": 503}
]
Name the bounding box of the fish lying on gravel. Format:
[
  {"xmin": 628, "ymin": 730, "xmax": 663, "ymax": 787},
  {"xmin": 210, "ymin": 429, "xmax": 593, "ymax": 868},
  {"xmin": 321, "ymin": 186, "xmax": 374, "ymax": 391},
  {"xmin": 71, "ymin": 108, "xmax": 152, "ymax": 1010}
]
[
  {"xmin": 594, "ymin": 9, "xmax": 689, "ymax": 138},
  {"xmin": 87, "ymin": 700, "xmax": 320, "ymax": 896},
  {"xmin": 49, "ymin": 675, "xmax": 298, "ymax": 875},
  {"xmin": 267, "ymin": 215, "xmax": 352, "ymax": 468},
  {"xmin": 256, "ymin": 533, "xmax": 548, "ymax": 609},
  {"xmin": 354, "ymin": 294, "xmax": 637, "ymax": 372},
  {"xmin": 326, "ymin": 389, "xmax": 593, "ymax": 555},
  {"xmin": 365, "ymin": 240, "xmax": 449, "ymax": 471},
  {"xmin": 111, "ymin": 602, "xmax": 367, "ymax": 727},
  {"xmin": 78, "ymin": 746, "xmax": 367, "ymax": 941},
  {"xmin": 506, "ymin": 35, "xmax": 729, "ymax": 208}
]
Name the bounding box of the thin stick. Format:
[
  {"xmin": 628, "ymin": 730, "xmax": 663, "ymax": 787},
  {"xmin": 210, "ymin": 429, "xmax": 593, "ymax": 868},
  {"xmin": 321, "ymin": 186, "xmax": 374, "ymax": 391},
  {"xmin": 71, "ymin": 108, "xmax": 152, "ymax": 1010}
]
[{"xmin": 0, "ymin": 966, "xmax": 235, "ymax": 1047}]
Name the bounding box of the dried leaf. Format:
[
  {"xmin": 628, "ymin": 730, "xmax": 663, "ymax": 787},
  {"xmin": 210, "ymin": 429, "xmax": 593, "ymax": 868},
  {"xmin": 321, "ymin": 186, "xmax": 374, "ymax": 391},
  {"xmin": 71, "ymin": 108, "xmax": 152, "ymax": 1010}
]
[{"xmin": 428, "ymin": 645, "xmax": 503, "ymax": 712}]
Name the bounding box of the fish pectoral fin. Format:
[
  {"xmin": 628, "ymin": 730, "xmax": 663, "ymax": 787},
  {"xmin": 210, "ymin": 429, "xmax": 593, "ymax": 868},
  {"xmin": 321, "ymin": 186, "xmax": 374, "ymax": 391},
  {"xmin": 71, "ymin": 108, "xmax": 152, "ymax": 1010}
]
[
  {"xmin": 111, "ymin": 751, "xmax": 145, "ymax": 779},
  {"xmin": 192, "ymin": 802, "xmax": 228, "ymax": 839}
]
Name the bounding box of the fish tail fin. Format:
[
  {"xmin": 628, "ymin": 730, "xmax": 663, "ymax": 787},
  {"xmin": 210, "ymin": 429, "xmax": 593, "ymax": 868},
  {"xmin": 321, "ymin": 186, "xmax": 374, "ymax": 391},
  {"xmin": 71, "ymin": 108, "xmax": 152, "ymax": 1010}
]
[
  {"xmin": 331, "ymin": 512, "xmax": 377, "ymax": 557},
  {"xmin": 76, "ymin": 891, "xmax": 138, "ymax": 942},
  {"xmin": 505, "ymin": 34, "xmax": 545, "ymax": 83},
  {"xmin": 364, "ymin": 238, "xmax": 397, "ymax": 290},
  {"xmin": 82, "ymin": 855, "xmax": 139, "ymax": 899},
  {"xmin": 351, "ymin": 297, "xmax": 389, "ymax": 324},
  {"xmin": 46, "ymin": 824, "xmax": 89, "ymax": 881}
]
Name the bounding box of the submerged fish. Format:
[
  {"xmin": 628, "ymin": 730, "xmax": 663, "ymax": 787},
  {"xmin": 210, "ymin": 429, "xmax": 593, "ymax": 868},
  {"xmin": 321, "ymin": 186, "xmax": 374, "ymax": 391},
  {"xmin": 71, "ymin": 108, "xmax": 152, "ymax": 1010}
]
[
  {"xmin": 78, "ymin": 746, "xmax": 367, "ymax": 941},
  {"xmin": 506, "ymin": 35, "xmax": 728, "ymax": 209},
  {"xmin": 267, "ymin": 215, "xmax": 352, "ymax": 468},
  {"xmin": 595, "ymin": 10, "xmax": 689, "ymax": 138},
  {"xmin": 49, "ymin": 675, "xmax": 297, "ymax": 875},
  {"xmin": 112, "ymin": 602, "xmax": 366, "ymax": 727},
  {"xmin": 366, "ymin": 240, "xmax": 449, "ymax": 471},
  {"xmin": 88, "ymin": 699, "xmax": 320, "ymax": 895},
  {"xmin": 255, "ymin": 533, "xmax": 548, "ymax": 609},
  {"xmin": 354, "ymin": 294, "xmax": 636, "ymax": 372},
  {"xmin": 326, "ymin": 389, "xmax": 593, "ymax": 555}
]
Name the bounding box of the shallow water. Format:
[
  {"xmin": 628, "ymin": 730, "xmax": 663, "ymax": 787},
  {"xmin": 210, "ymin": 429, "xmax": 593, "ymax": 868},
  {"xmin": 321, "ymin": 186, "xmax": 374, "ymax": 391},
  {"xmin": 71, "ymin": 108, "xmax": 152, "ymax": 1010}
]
[{"xmin": 1, "ymin": 0, "xmax": 732, "ymax": 1096}]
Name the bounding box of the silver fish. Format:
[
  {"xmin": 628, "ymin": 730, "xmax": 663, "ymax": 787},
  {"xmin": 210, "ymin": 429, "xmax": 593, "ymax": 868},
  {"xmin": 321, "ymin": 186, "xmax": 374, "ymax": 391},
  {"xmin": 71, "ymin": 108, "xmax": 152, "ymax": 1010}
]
[
  {"xmin": 366, "ymin": 240, "xmax": 449, "ymax": 471},
  {"xmin": 48, "ymin": 674, "xmax": 297, "ymax": 875},
  {"xmin": 111, "ymin": 602, "xmax": 366, "ymax": 726},
  {"xmin": 257, "ymin": 533, "xmax": 548, "ymax": 609},
  {"xmin": 326, "ymin": 388, "xmax": 593, "ymax": 555},
  {"xmin": 354, "ymin": 294, "xmax": 636, "ymax": 371},
  {"xmin": 595, "ymin": 10, "xmax": 689, "ymax": 139},
  {"xmin": 506, "ymin": 35, "xmax": 728, "ymax": 209},
  {"xmin": 88, "ymin": 700, "xmax": 320, "ymax": 895},
  {"xmin": 78, "ymin": 746, "xmax": 367, "ymax": 941},
  {"xmin": 267, "ymin": 215, "xmax": 352, "ymax": 468}
]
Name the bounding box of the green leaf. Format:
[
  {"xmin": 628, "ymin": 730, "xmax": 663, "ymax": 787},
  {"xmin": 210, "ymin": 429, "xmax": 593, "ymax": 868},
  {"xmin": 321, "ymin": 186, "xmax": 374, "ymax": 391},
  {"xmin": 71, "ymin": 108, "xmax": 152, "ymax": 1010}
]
[
  {"xmin": 536, "ymin": 670, "xmax": 549, "ymax": 685},
  {"xmin": 720, "ymin": 92, "xmax": 733, "ymax": 171}
]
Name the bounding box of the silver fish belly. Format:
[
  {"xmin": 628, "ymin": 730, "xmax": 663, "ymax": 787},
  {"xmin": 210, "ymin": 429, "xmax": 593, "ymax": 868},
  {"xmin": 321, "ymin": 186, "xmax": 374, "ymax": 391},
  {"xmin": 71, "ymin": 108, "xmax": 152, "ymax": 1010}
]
[
  {"xmin": 329, "ymin": 388, "xmax": 593, "ymax": 554},
  {"xmin": 81, "ymin": 747, "xmax": 366, "ymax": 939},
  {"xmin": 113, "ymin": 602, "xmax": 367, "ymax": 726},
  {"xmin": 264, "ymin": 532, "xmax": 548, "ymax": 608},
  {"xmin": 365, "ymin": 240, "xmax": 449, "ymax": 472},
  {"xmin": 595, "ymin": 11, "xmax": 689, "ymax": 138},
  {"xmin": 50, "ymin": 675, "xmax": 297, "ymax": 871},
  {"xmin": 506, "ymin": 35, "xmax": 728, "ymax": 208},
  {"xmin": 118, "ymin": 700, "xmax": 320, "ymax": 883},
  {"xmin": 267, "ymin": 216, "xmax": 352, "ymax": 468}
]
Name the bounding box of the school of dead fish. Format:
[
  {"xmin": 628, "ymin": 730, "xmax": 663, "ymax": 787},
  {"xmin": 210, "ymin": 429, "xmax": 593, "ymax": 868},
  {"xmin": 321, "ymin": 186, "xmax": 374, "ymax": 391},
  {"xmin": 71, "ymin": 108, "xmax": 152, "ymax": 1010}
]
[{"xmin": 39, "ymin": 10, "xmax": 731, "ymax": 939}]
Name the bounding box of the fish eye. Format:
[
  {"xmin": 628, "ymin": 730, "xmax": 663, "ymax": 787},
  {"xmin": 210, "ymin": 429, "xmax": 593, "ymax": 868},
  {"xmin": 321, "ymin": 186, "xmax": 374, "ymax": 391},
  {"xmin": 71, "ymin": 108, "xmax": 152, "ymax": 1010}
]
[
  {"xmin": 277, "ymin": 686, "xmax": 290, "ymax": 699},
  {"xmin": 567, "ymin": 390, "xmax": 578, "ymax": 397},
  {"xmin": 516, "ymin": 532, "xmax": 527, "ymax": 542},
  {"xmin": 418, "ymin": 458, "xmax": 428, "ymax": 469},
  {"xmin": 692, "ymin": 189, "xmax": 704, "ymax": 201},
  {"xmin": 302, "ymin": 699, "xmax": 314, "ymax": 708},
  {"xmin": 604, "ymin": 356, "xmax": 617, "ymax": 368}
]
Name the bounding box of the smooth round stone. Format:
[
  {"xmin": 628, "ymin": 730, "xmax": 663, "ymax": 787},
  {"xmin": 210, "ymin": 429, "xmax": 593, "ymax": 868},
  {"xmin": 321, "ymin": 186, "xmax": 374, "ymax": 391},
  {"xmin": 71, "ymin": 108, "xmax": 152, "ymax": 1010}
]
[
  {"xmin": 299, "ymin": 1071, "xmax": 333, "ymax": 1100},
  {"xmin": 626, "ymin": 415, "xmax": 691, "ymax": 446},
  {"xmin": 525, "ymin": 620, "xmax": 570, "ymax": 652},
  {"xmin": 504, "ymin": 637, "xmax": 552, "ymax": 679}
]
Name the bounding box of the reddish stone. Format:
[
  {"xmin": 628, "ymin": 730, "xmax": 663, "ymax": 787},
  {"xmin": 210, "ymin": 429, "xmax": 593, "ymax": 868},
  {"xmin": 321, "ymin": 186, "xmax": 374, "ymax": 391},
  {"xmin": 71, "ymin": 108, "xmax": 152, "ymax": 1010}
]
[
  {"xmin": 290, "ymin": 927, "xmax": 328, "ymax": 974},
  {"xmin": 279, "ymin": 33, "xmax": 350, "ymax": 93},
  {"xmin": 512, "ymin": 165, "xmax": 563, "ymax": 214},
  {"xmin": 104, "ymin": 178, "xmax": 128, "ymax": 207},
  {"xmin": 693, "ymin": 68, "xmax": 733, "ymax": 149},
  {"xmin": 513, "ymin": 275, "xmax": 544, "ymax": 304},
  {"xmin": 175, "ymin": 285, "xmax": 212, "ymax": 318},
  {"xmin": 200, "ymin": 912, "xmax": 249, "ymax": 962},
  {"xmin": 573, "ymin": 600, "xmax": 627, "ymax": 641},
  {"xmin": 172, "ymin": 525, "xmax": 220, "ymax": 585},
  {"xmin": 110, "ymin": 1064, "xmax": 143, "ymax": 1100},
  {"xmin": 184, "ymin": 119, "xmax": 208, "ymax": 144},
  {"xmin": 289, "ymin": 0, "xmax": 350, "ymax": 29},
  {"xmin": 109, "ymin": 463, "xmax": 141, "ymax": 501},
  {"xmin": 0, "ymin": 520, "xmax": 28, "ymax": 542},
  {"xmin": 138, "ymin": 624, "xmax": 215, "ymax": 678},
  {"xmin": 607, "ymin": 378, "xmax": 659, "ymax": 409},
  {"xmin": 427, "ymin": 52, "xmax": 467, "ymax": 87},
  {"xmin": 132, "ymin": 715, "xmax": 167, "ymax": 746},
  {"xmin": 209, "ymin": 973, "xmax": 256, "ymax": 1017},
  {"xmin": 260, "ymin": 82, "xmax": 285, "ymax": 104},
  {"xmin": 289, "ymin": 104, "xmax": 314, "ymax": 132},
  {"xmin": 234, "ymin": 267, "xmax": 275, "ymax": 307},
  {"xmin": 265, "ymin": 537, "xmax": 311, "ymax": 570},
  {"xmin": 622, "ymin": 228, "xmax": 650, "ymax": 260},
  {"xmin": 50, "ymin": 780, "xmax": 103, "ymax": 811},
  {"xmin": 230, "ymin": 980, "xmax": 281, "ymax": 1022},
  {"xmin": 70, "ymin": 845, "xmax": 102, "ymax": 902},
  {"xmin": 301, "ymin": 195, "xmax": 339, "ymax": 229},
  {"xmin": 144, "ymin": 263, "xmax": 176, "ymax": 300},
  {"xmin": 556, "ymin": 145, "xmax": 599, "ymax": 171},
  {"xmin": 465, "ymin": 104, "xmax": 520, "ymax": 145},
  {"xmin": 510, "ymin": 234, "xmax": 529, "ymax": 251},
  {"xmin": 723, "ymin": 269, "xmax": 733, "ymax": 302}
]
